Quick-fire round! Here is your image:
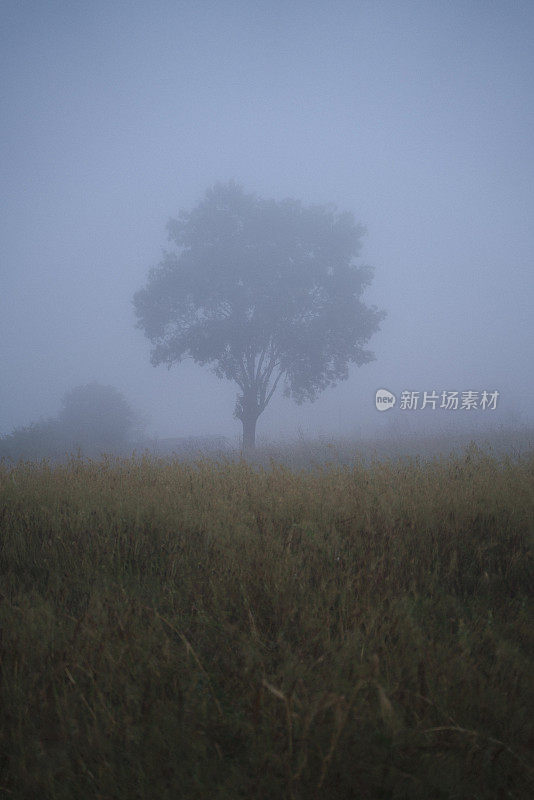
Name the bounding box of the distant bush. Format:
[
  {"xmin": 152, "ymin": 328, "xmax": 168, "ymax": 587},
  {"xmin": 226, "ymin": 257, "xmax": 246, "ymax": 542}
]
[
  {"xmin": 57, "ymin": 382, "xmax": 139, "ymax": 454},
  {"xmin": 0, "ymin": 418, "xmax": 70, "ymax": 463},
  {"xmin": 0, "ymin": 383, "xmax": 141, "ymax": 463}
]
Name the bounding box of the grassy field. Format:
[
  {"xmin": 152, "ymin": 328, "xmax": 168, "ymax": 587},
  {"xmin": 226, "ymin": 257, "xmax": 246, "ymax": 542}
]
[{"xmin": 0, "ymin": 436, "xmax": 533, "ymax": 798}]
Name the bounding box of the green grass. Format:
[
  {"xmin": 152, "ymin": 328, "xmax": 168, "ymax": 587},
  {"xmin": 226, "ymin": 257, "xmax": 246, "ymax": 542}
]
[{"xmin": 0, "ymin": 439, "xmax": 533, "ymax": 798}]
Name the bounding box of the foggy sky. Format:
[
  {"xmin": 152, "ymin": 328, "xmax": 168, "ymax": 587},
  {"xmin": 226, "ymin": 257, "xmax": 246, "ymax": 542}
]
[{"xmin": 2, "ymin": 0, "xmax": 533, "ymax": 444}]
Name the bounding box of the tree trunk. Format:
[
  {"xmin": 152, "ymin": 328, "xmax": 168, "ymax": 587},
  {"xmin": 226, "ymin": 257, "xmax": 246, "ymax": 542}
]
[{"xmin": 242, "ymin": 411, "xmax": 258, "ymax": 452}]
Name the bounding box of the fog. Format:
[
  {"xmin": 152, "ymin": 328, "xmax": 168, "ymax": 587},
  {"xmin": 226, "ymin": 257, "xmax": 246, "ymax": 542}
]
[{"xmin": 2, "ymin": 1, "xmax": 533, "ymax": 448}]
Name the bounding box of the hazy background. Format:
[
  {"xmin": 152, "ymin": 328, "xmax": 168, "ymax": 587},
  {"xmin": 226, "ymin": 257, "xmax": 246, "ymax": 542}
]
[{"xmin": 2, "ymin": 0, "xmax": 533, "ymax": 446}]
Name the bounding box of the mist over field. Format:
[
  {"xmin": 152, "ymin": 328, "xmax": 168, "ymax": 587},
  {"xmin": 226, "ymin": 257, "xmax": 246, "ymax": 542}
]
[
  {"xmin": 2, "ymin": 0, "xmax": 533, "ymax": 449},
  {"xmin": 2, "ymin": 7, "xmax": 534, "ymax": 794}
]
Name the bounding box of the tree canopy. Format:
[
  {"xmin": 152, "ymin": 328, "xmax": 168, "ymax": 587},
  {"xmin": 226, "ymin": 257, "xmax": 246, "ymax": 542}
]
[{"xmin": 133, "ymin": 182, "xmax": 385, "ymax": 449}]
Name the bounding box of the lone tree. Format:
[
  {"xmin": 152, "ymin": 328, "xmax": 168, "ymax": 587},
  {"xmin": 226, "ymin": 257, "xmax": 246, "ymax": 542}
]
[{"xmin": 133, "ymin": 182, "xmax": 385, "ymax": 450}]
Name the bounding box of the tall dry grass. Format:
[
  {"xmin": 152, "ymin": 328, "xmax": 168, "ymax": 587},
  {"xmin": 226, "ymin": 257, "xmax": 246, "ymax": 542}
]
[{"xmin": 0, "ymin": 439, "xmax": 532, "ymax": 798}]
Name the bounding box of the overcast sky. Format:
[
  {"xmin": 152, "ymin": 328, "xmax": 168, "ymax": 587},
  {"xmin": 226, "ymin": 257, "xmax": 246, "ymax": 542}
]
[{"xmin": 2, "ymin": 0, "xmax": 533, "ymax": 444}]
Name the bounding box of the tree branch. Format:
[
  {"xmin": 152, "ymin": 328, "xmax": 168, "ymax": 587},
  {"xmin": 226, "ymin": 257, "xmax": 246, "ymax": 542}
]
[
  {"xmin": 257, "ymin": 350, "xmax": 280, "ymax": 405},
  {"xmin": 255, "ymin": 347, "xmax": 267, "ymax": 383},
  {"xmin": 260, "ymin": 368, "xmax": 285, "ymax": 412}
]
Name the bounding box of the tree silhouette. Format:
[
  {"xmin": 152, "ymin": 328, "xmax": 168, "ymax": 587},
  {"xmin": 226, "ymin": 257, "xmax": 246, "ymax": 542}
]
[
  {"xmin": 133, "ymin": 182, "xmax": 385, "ymax": 449},
  {"xmin": 58, "ymin": 382, "xmax": 138, "ymax": 453},
  {"xmin": 0, "ymin": 383, "xmax": 140, "ymax": 462}
]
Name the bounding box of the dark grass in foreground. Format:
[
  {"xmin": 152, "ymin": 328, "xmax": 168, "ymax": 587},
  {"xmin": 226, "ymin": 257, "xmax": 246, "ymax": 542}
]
[{"xmin": 0, "ymin": 444, "xmax": 533, "ymax": 798}]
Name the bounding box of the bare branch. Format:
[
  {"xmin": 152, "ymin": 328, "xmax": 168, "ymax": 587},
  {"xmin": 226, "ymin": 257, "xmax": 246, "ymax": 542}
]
[
  {"xmin": 255, "ymin": 347, "xmax": 267, "ymax": 383},
  {"xmin": 260, "ymin": 368, "xmax": 285, "ymax": 412}
]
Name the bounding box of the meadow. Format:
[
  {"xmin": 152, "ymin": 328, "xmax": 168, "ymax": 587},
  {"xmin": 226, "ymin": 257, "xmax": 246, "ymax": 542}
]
[{"xmin": 0, "ymin": 432, "xmax": 533, "ymax": 798}]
